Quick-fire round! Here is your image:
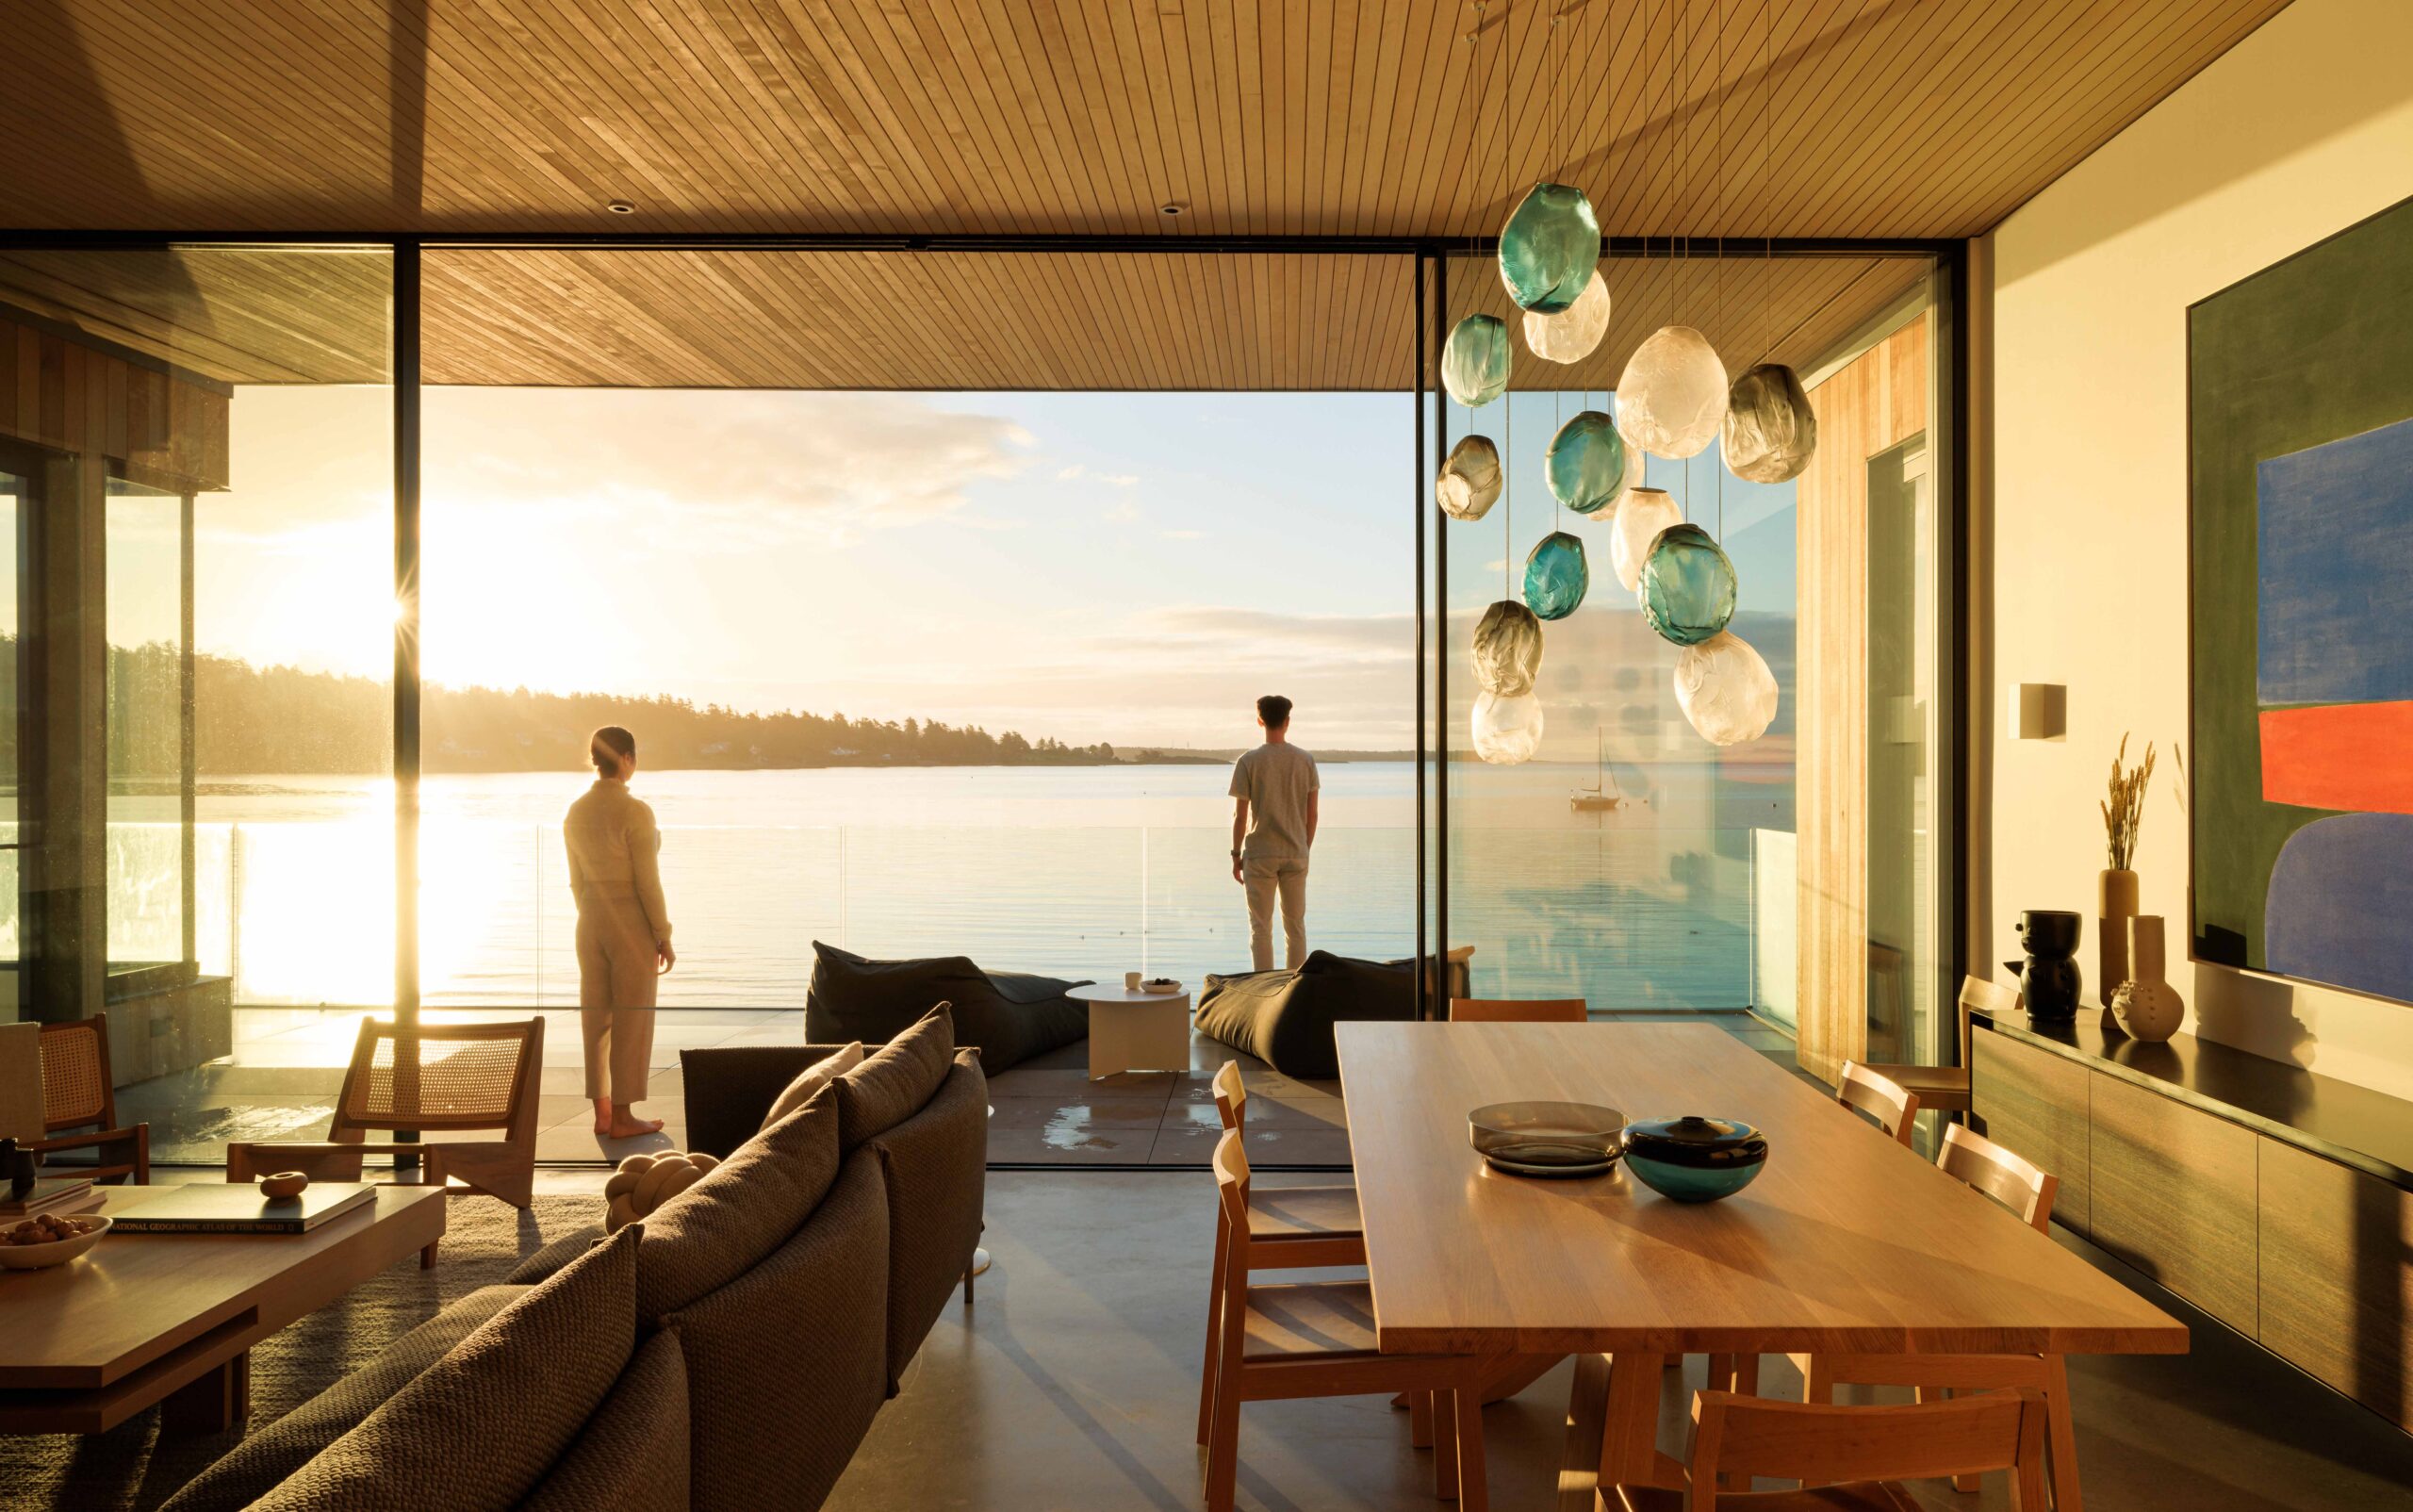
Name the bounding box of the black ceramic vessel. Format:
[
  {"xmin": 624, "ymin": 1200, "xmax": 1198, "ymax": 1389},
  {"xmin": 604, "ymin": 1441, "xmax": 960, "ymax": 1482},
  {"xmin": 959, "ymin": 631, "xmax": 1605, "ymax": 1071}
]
[
  {"xmin": 2, "ymin": 1137, "xmax": 36, "ymax": 1203},
  {"xmin": 2015, "ymin": 910, "xmax": 2084, "ymax": 1020},
  {"xmin": 1621, "ymin": 1115, "xmax": 1768, "ymax": 1202}
]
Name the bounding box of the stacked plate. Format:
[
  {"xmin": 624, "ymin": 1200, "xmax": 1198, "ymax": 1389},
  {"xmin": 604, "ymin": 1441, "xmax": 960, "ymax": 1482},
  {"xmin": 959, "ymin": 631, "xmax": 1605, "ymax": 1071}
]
[{"xmin": 1467, "ymin": 1102, "xmax": 1625, "ymax": 1179}]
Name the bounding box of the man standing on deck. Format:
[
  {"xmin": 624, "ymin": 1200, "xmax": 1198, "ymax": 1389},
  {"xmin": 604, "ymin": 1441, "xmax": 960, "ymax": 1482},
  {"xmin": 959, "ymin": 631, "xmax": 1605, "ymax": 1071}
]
[{"xmin": 1228, "ymin": 694, "xmax": 1320, "ymax": 971}]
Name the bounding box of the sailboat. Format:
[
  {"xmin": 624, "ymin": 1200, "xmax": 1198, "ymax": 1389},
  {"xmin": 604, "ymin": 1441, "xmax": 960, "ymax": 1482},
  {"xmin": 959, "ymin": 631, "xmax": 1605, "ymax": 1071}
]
[{"xmin": 1570, "ymin": 730, "xmax": 1637, "ymax": 813}]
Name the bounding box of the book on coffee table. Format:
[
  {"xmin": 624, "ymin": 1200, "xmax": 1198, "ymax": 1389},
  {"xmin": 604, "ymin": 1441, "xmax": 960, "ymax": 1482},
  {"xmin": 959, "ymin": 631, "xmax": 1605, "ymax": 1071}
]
[
  {"xmin": 0, "ymin": 1177, "xmax": 100, "ymax": 1219},
  {"xmin": 109, "ymin": 1182, "xmax": 378, "ymax": 1235}
]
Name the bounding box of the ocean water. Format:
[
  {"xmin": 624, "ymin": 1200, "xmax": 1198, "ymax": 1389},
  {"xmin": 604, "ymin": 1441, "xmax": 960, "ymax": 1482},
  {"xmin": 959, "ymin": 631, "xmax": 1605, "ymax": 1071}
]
[{"xmin": 180, "ymin": 761, "xmax": 1792, "ymax": 1012}]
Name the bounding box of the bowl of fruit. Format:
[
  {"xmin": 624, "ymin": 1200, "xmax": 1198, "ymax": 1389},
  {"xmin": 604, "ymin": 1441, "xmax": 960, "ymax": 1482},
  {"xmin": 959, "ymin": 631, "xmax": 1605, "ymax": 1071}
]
[
  {"xmin": 1140, "ymin": 978, "xmax": 1184, "ymax": 995},
  {"xmin": 0, "ymin": 1212, "xmax": 111, "ymax": 1271}
]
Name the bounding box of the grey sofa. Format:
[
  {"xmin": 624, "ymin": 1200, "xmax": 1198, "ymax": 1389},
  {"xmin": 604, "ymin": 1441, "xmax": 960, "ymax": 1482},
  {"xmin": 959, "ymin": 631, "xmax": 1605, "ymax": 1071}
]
[{"xmin": 161, "ymin": 1008, "xmax": 987, "ymax": 1512}]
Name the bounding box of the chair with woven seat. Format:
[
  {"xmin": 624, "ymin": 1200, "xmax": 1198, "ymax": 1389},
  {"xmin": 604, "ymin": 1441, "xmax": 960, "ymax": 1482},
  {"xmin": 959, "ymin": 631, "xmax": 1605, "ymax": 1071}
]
[
  {"xmin": 1836, "ymin": 1060, "xmax": 1921, "ymax": 1147},
  {"xmin": 1858, "ymin": 976, "xmax": 2020, "ymax": 1122},
  {"xmin": 27, "ymin": 1015, "xmax": 148, "ymax": 1184},
  {"xmin": 1613, "ymin": 1387, "xmax": 2050, "ymax": 1511},
  {"xmin": 1776, "ymin": 1125, "xmax": 2082, "ymax": 1510},
  {"xmin": 1200, "ymin": 1129, "xmax": 1493, "ymax": 1512},
  {"xmin": 228, "ymin": 1016, "xmax": 545, "ymax": 1265},
  {"xmin": 1447, "ymin": 997, "xmax": 1588, "ymax": 1023}
]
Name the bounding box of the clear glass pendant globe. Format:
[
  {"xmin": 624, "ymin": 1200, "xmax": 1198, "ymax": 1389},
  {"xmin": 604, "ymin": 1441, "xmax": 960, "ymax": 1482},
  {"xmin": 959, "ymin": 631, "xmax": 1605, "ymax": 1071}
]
[
  {"xmin": 1443, "ymin": 314, "xmax": 1511, "ymax": 407},
  {"xmin": 1723, "ymin": 363, "xmax": 1817, "ymax": 484},
  {"xmin": 1470, "ymin": 600, "xmax": 1544, "ymax": 697},
  {"xmin": 1674, "ymin": 630, "xmax": 1779, "ymax": 746},
  {"xmin": 1610, "ymin": 486, "xmax": 1683, "ymax": 593},
  {"xmin": 1523, "ymin": 270, "xmax": 1611, "ymax": 363},
  {"xmin": 1472, "ymin": 688, "xmax": 1545, "ymax": 764},
  {"xmin": 1436, "ymin": 435, "xmax": 1502, "ymax": 521},
  {"xmin": 1616, "ymin": 325, "xmax": 1729, "ymax": 459}
]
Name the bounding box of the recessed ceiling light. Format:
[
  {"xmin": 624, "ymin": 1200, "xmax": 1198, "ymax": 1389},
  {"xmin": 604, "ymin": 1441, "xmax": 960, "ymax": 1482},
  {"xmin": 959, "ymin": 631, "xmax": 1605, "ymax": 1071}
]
[
  {"xmin": 1158, "ymin": 201, "xmax": 1186, "ymax": 218},
  {"xmin": 607, "ymin": 200, "xmax": 636, "ymax": 215}
]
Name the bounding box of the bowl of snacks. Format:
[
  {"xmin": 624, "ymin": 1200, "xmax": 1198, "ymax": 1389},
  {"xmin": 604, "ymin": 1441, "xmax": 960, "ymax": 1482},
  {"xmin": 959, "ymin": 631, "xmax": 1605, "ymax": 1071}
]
[
  {"xmin": 1140, "ymin": 978, "xmax": 1184, "ymax": 995},
  {"xmin": 0, "ymin": 1212, "xmax": 111, "ymax": 1271}
]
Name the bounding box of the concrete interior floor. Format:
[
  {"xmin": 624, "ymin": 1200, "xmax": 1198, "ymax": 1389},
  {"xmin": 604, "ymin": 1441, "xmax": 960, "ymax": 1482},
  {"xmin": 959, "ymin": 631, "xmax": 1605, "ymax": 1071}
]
[{"xmin": 828, "ymin": 1170, "xmax": 2413, "ymax": 1512}]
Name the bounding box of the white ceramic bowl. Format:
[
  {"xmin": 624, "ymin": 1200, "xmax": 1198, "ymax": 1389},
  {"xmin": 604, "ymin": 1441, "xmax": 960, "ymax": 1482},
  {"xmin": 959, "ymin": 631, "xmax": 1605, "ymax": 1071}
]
[{"xmin": 0, "ymin": 1213, "xmax": 111, "ymax": 1271}]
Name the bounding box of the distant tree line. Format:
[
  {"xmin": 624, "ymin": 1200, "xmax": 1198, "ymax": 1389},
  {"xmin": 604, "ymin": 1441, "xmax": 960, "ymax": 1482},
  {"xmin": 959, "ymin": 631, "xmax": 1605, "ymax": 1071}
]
[{"xmin": 60, "ymin": 640, "xmax": 1126, "ymax": 776}]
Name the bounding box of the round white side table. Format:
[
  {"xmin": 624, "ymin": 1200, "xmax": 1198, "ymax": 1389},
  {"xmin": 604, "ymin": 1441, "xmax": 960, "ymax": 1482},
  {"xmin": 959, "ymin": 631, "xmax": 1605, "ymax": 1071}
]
[{"xmin": 1068, "ymin": 983, "xmax": 1193, "ymax": 1080}]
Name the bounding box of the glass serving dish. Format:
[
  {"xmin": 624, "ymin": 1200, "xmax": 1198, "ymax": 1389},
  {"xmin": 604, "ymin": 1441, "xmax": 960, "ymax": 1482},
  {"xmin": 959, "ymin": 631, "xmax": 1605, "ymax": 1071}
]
[{"xmin": 1467, "ymin": 1102, "xmax": 1626, "ymax": 1178}]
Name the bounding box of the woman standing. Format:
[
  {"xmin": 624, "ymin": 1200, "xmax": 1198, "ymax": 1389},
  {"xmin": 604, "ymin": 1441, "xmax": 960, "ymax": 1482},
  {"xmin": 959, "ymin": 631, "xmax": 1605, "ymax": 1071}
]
[{"xmin": 565, "ymin": 726, "xmax": 675, "ymax": 1139}]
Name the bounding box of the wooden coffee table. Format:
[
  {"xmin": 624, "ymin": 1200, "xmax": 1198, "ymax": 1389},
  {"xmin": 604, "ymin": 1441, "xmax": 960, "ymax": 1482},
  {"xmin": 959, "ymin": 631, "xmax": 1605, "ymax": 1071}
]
[
  {"xmin": 0, "ymin": 1184, "xmax": 448, "ymax": 1435},
  {"xmin": 1069, "ymin": 983, "xmax": 1193, "ymax": 1079}
]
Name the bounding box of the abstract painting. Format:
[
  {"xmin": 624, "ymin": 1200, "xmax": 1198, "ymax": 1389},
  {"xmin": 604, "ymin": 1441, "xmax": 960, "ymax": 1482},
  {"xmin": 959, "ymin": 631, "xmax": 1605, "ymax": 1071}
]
[{"xmin": 2190, "ymin": 195, "xmax": 2413, "ymax": 1004}]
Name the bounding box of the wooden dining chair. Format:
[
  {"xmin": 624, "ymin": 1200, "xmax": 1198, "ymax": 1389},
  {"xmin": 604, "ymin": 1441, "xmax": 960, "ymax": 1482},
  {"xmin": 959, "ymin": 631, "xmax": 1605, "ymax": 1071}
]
[
  {"xmin": 1198, "ymin": 1060, "xmax": 1366, "ymax": 1443},
  {"xmin": 228, "ymin": 1016, "xmax": 545, "ymax": 1266},
  {"xmin": 1860, "ymin": 976, "xmax": 2021, "ymax": 1120},
  {"xmin": 1447, "ymin": 997, "xmax": 1588, "ymax": 1023},
  {"xmin": 1201, "ymin": 1130, "xmax": 1493, "ymax": 1512},
  {"xmin": 1779, "ymin": 1126, "xmax": 2083, "ymax": 1510},
  {"xmin": 1836, "ymin": 1060, "xmax": 1921, "ymax": 1147},
  {"xmin": 1613, "ymin": 1388, "xmax": 2051, "ymax": 1511},
  {"xmin": 28, "ymin": 1015, "xmax": 149, "ymax": 1184}
]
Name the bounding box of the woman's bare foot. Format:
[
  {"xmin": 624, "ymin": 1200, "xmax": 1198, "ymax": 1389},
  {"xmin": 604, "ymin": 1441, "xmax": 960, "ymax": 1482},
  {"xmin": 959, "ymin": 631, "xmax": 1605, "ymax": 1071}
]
[
  {"xmin": 592, "ymin": 1097, "xmax": 615, "ymax": 1136},
  {"xmin": 601, "ymin": 1106, "xmax": 665, "ymax": 1140}
]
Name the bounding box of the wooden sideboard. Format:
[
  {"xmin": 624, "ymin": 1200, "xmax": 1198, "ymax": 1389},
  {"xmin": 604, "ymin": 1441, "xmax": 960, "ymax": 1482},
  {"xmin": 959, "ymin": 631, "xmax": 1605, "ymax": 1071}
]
[{"xmin": 1971, "ymin": 1011, "xmax": 2413, "ymax": 1436}]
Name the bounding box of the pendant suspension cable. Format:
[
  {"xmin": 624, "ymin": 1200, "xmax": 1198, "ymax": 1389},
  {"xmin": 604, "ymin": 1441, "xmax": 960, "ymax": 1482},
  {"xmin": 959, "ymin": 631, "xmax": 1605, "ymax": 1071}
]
[{"xmin": 1761, "ymin": 0, "xmax": 1776, "ymax": 362}]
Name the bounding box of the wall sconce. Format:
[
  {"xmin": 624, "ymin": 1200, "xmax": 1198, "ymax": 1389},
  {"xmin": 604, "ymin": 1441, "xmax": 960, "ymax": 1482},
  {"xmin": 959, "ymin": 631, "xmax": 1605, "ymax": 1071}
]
[{"xmin": 2010, "ymin": 682, "xmax": 2066, "ymax": 741}]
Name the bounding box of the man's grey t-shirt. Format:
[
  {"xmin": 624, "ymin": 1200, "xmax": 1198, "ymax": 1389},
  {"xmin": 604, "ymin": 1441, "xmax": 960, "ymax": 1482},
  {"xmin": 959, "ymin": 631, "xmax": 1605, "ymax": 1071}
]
[{"xmin": 1228, "ymin": 743, "xmax": 1320, "ymax": 862}]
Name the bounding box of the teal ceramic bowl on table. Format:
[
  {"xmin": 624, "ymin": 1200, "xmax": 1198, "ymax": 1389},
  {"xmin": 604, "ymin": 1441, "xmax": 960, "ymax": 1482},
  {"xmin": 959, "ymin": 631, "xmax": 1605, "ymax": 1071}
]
[{"xmin": 1621, "ymin": 1115, "xmax": 1767, "ymax": 1202}]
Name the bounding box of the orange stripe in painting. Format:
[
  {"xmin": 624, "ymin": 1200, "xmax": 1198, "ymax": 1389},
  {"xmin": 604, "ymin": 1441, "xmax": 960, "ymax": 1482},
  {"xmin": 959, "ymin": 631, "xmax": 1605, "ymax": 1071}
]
[{"xmin": 2259, "ymin": 701, "xmax": 2413, "ymax": 814}]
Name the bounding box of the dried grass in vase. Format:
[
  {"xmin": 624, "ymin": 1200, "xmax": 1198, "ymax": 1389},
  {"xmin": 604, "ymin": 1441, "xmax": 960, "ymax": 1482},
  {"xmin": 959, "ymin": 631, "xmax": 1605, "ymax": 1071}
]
[{"xmin": 2102, "ymin": 733, "xmax": 2156, "ymax": 871}]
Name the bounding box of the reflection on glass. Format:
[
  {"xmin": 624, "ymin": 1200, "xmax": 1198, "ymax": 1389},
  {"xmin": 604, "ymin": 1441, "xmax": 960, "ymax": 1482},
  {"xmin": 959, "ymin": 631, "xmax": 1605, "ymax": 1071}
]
[
  {"xmin": 1867, "ymin": 436, "xmax": 1936, "ymax": 1064},
  {"xmin": 107, "ymin": 478, "xmax": 186, "ymax": 972},
  {"xmin": 0, "ymin": 470, "xmax": 17, "ymax": 976}
]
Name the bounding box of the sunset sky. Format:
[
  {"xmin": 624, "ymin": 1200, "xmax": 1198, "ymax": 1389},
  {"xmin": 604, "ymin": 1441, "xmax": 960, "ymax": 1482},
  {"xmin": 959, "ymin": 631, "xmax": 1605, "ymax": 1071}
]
[{"xmin": 192, "ymin": 385, "xmax": 1795, "ymax": 752}]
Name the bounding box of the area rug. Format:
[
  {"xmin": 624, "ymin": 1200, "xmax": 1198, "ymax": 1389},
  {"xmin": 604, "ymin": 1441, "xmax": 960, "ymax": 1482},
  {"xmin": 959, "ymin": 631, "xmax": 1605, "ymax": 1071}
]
[{"xmin": 1, "ymin": 1192, "xmax": 602, "ymax": 1512}]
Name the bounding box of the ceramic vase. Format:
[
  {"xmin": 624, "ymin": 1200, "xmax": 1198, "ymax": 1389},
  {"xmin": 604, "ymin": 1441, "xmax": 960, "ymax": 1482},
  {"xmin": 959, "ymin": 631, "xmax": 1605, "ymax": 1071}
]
[
  {"xmin": 2110, "ymin": 915, "xmax": 2185, "ymax": 1043},
  {"xmin": 2097, "ymin": 868, "xmax": 2138, "ymax": 1011},
  {"xmin": 2013, "ymin": 910, "xmax": 2083, "ymax": 1021}
]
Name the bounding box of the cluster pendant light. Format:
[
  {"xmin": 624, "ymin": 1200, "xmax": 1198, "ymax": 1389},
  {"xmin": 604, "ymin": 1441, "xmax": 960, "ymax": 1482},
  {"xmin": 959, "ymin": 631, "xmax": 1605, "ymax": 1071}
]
[
  {"xmin": 1436, "ymin": 0, "xmax": 1807, "ymax": 757},
  {"xmin": 1545, "ymin": 411, "xmax": 1625, "ymax": 516}
]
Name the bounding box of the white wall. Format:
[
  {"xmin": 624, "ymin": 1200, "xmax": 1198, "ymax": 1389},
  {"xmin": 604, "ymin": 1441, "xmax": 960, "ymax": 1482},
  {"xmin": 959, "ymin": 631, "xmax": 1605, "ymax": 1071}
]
[{"xmin": 1983, "ymin": 0, "xmax": 2413, "ymax": 1098}]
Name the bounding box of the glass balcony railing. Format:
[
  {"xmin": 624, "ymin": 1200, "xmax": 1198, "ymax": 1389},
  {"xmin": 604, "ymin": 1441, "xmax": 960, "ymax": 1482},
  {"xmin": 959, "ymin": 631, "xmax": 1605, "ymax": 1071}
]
[{"xmin": 123, "ymin": 819, "xmax": 1771, "ymax": 1015}]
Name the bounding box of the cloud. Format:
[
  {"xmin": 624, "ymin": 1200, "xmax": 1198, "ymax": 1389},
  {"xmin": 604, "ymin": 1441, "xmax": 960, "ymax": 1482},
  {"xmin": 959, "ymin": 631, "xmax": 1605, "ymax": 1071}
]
[
  {"xmin": 1161, "ymin": 529, "xmax": 1206, "ymax": 540},
  {"xmin": 1103, "ymin": 501, "xmax": 1140, "ymax": 523},
  {"xmin": 1054, "ymin": 464, "xmax": 1086, "ymax": 481},
  {"xmin": 1097, "ymin": 472, "xmax": 1140, "ymax": 487},
  {"xmin": 417, "ymin": 388, "xmax": 1033, "ymax": 542}
]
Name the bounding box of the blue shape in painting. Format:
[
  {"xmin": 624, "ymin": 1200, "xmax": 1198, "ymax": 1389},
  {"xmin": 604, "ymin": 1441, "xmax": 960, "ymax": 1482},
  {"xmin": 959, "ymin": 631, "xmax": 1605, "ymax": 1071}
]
[
  {"xmin": 2265, "ymin": 812, "xmax": 2413, "ymax": 1004},
  {"xmin": 2257, "ymin": 416, "xmax": 2413, "ymax": 706}
]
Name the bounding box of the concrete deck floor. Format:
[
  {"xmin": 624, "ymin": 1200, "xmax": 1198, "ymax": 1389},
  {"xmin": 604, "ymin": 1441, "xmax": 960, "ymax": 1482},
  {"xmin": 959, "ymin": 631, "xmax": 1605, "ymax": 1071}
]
[
  {"xmin": 827, "ymin": 1169, "xmax": 2413, "ymax": 1512},
  {"xmin": 113, "ymin": 1009, "xmax": 1800, "ymax": 1172}
]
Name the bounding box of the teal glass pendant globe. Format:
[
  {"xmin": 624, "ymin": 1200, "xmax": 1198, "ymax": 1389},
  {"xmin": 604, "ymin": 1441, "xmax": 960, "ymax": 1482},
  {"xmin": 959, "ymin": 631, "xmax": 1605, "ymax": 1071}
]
[
  {"xmin": 1523, "ymin": 531, "xmax": 1590, "ymax": 621},
  {"xmin": 1545, "ymin": 410, "xmax": 1626, "ymax": 516},
  {"xmin": 1637, "ymin": 523, "xmax": 1737, "ymax": 646},
  {"xmin": 1499, "ymin": 183, "xmax": 1601, "ymax": 315},
  {"xmin": 1443, "ymin": 314, "xmax": 1511, "ymax": 407}
]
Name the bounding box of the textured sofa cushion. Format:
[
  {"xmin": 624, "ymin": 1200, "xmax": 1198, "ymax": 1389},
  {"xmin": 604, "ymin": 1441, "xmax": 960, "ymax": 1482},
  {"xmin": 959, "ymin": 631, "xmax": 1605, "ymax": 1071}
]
[
  {"xmin": 635, "ymin": 1087, "xmax": 842, "ymax": 1323},
  {"xmin": 518, "ymin": 1326, "xmax": 690, "ymax": 1512},
  {"xmin": 248, "ymin": 1224, "xmax": 641, "ymax": 1512},
  {"xmin": 1194, "ymin": 950, "xmax": 1416, "ymax": 1078},
  {"xmin": 833, "ymin": 1004, "xmax": 956, "ymax": 1151},
  {"xmin": 662, "ymin": 1151, "xmax": 891, "ymax": 1508},
  {"xmin": 804, "ymin": 941, "xmax": 1088, "ymax": 1073},
  {"xmin": 761, "ymin": 1041, "xmax": 862, "ymax": 1132},
  {"xmin": 158, "ymin": 1287, "xmax": 525, "ymax": 1512},
  {"xmin": 862, "ymin": 1051, "xmax": 989, "ymax": 1393}
]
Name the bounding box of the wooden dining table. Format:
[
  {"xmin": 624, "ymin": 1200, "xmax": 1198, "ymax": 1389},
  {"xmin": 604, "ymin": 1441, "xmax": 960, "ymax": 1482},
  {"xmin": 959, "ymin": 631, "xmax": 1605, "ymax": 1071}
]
[{"xmin": 1336, "ymin": 1021, "xmax": 2188, "ymax": 1509}]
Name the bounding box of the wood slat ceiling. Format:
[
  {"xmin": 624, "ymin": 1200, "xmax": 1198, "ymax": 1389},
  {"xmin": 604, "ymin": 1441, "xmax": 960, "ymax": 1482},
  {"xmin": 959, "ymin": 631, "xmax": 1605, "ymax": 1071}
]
[
  {"xmin": 0, "ymin": 0, "xmax": 2287, "ymax": 238},
  {"xmin": 0, "ymin": 0, "xmax": 2284, "ymax": 389},
  {"xmin": 0, "ymin": 240, "xmax": 1926, "ymax": 390}
]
